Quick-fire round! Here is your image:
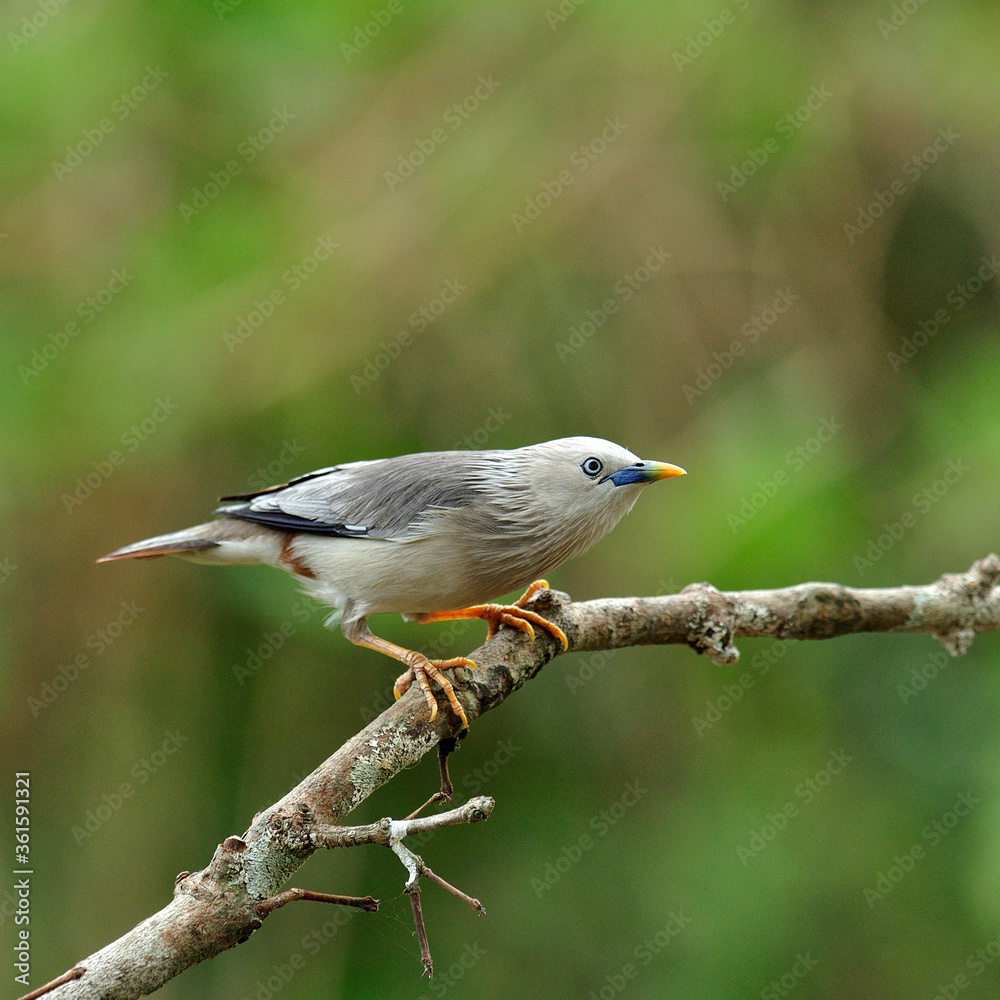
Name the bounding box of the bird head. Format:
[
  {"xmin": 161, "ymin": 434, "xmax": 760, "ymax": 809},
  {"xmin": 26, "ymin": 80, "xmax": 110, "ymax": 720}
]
[
  {"xmin": 546, "ymin": 435, "xmax": 684, "ymax": 500},
  {"xmin": 485, "ymin": 437, "xmax": 685, "ymax": 551}
]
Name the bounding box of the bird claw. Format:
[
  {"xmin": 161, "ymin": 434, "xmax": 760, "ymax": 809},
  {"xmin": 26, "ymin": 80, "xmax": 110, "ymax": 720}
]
[
  {"xmin": 496, "ymin": 612, "xmax": 535, "ymax": 641},
  {"xmin": 481, "ymin": 581, "xmax": 569, "ymax": 650},
  {"xmin": 413, "ymin": 581, "xmax": 569, "ymax": 651},
  {"xmin": 393, "ymin": 654, "xmax": 473, "ymax": 728},
  {"xmin": 515, "ymin": 579, "xmax": 550, "ymax": 606}
]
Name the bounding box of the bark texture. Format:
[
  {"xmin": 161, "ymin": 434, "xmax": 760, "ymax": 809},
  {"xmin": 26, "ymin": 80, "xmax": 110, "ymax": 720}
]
[{"xmin": 30, "ymin": 555, "xmax": 1000, "ymax": 1000}]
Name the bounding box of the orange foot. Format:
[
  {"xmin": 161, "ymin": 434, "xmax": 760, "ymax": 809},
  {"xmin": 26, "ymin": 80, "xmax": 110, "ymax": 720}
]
[
  {"xmin": 413, "ymin": 580, "xmax": 570, "ymax": 650},
  {"xmin": 349, "ymin": 628, "xmax": 474, "ymax": 727},
  {"xmin": 392, "ymin": 651, "xmax": 476, "ymax": 728}
]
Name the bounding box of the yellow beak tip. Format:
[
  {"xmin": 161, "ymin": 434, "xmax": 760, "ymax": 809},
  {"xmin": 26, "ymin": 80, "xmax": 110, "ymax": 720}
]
[{"xmin": 651, "ymin": 462, "xmax": 687, "ymax": 480}]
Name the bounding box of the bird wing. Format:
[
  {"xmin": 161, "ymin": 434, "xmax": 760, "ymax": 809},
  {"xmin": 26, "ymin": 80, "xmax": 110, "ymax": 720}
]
[{"xmin": 217, "ymin": 451, "xmax": 493, "ymax": 540}]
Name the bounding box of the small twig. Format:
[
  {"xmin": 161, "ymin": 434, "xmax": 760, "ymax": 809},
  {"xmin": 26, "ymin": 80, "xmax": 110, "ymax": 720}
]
[
  {"xmin": 422, "ymin": 866, "xmax": 485, "ymax": 914},
  {"xmin": 407, "ymin": 885, "xmax": 434, "ymax": 977},
  {"xmin": 18, "ymin": 967, "xmax": 85, "ymax": 1000},
  {"xmin": 312, "ymin": 796, "xmax": 495, "ymax": 850},
  {"xmin": 255, "ymin": 887, "xmax": 379, "ymax": 918},
  {"xmin": 405, "ymin": 793, "xmax": 447, "ymax": 821},
  {"xmin": 397, "ymin": 795, "xmax": 495, "ymax": 836},
  {"xmin": 406, "ymin": 735, "xmax": 462, "ymax": 819},
  {"xmin": 437, "ymin": 734, "xmax": 461, "ymax": 799}
]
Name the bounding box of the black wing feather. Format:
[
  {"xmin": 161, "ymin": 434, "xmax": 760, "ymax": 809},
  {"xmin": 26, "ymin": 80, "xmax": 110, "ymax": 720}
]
[
  {"xmin": 218, "ymin": 466, "xmax": 340, "ymax": 502},
  {"xmin": 216, "ymin": 504, "xmax": 369, "ymax": 537}
]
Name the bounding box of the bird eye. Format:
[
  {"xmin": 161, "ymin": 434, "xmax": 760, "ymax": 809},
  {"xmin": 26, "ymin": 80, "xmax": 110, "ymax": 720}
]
[{"xmin": 581, "ymin": 457, "xmax": 604, "ymax": 477}]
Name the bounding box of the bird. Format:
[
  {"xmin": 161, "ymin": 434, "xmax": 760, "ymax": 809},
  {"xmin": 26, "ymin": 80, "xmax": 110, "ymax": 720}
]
[{"xmin": 98, "ymin": 437, "xmax": 686, "ymax": 728}]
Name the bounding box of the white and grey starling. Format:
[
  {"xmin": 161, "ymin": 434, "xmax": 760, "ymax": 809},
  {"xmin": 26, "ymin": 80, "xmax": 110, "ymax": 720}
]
[{"xmin": 99, "ymin": 437, "xmax": 686, "ymax": 726}]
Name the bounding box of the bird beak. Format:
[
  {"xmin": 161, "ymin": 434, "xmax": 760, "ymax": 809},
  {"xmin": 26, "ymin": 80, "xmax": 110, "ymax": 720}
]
[
  {"xmin": 641, "ymin": 461, "xmax": 687, "ymax": 481},
  {"xmin": 605, "ymin": 461, "xmax": 687, "ymax": 486}
]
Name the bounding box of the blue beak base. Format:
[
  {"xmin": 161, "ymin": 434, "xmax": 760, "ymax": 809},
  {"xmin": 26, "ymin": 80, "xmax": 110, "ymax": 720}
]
[{"xmin": 605, "ymin": 461, "xmax": 687, "ymax": 487}]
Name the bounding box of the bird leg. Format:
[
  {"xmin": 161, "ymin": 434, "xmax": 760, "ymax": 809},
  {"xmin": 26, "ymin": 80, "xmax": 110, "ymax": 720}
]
[
  {"xmin": 411, "ymin": 579, "xmax": 570, "ymax": 650},
  {"xmin": 347, "ymin": 628, "xmax": 474, "ymax": 728}
]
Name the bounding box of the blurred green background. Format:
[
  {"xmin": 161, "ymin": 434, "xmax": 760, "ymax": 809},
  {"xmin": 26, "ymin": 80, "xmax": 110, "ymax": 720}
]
[{"xmin": 3, "ymin": 0, "xmax": 1000, "ymax": 997}]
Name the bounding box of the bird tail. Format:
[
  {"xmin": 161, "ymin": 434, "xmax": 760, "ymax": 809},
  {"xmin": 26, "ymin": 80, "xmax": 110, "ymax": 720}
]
[{"xmin": 97, "ymin": 518, "xmax": 280, "ymax": 566}]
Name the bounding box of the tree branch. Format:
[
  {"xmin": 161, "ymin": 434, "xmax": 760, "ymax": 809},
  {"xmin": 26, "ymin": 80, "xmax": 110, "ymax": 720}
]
[{"xmin": 30, "ymin": 555, "xmax": 1000, "ymax": 999}]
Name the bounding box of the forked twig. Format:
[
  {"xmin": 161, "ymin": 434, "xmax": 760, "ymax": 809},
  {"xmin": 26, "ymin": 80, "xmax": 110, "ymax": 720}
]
[{"xmin": 312, "ymin": 796, "xmax": 494, "ymax": 975}]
